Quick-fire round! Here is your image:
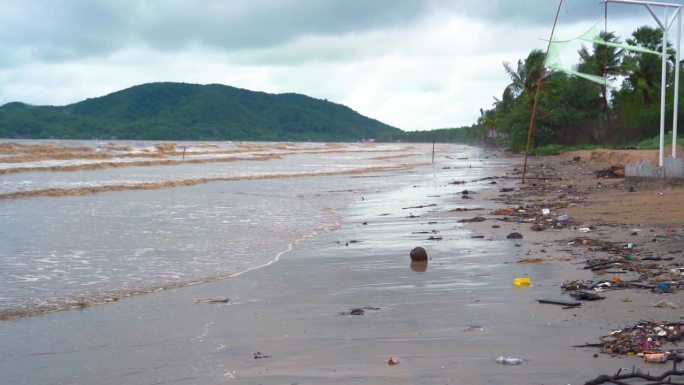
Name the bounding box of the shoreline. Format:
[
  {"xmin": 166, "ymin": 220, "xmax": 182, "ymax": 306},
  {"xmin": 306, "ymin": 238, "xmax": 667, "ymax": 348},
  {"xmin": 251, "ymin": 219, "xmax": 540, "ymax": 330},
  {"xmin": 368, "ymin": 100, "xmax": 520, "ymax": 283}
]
[{"xmin": 1, "ymin": 147, "xmax": 683, "ymax": 384}]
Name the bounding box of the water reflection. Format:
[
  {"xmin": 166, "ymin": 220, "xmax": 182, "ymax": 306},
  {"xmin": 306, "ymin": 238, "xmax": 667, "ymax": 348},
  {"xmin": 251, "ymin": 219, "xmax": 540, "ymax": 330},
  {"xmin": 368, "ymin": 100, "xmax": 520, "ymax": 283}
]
[{"xmin": 410, "ymin": 260, "xmax": 428, "ymax": 272}]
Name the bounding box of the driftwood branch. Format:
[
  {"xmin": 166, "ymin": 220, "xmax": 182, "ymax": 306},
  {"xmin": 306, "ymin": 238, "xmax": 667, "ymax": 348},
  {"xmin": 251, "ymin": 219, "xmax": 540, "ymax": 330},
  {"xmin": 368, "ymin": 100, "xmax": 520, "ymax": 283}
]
[{"xmin": 585, "ymin": 354, "xmax": 684, "ymax": 385}]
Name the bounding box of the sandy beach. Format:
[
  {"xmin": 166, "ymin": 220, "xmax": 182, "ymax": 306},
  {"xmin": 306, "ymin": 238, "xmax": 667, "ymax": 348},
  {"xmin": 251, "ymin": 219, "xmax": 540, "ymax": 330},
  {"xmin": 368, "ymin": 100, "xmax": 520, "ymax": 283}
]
[{"xmin": 1, "ymin": 146, "xmax": 683, "ymax": 385}]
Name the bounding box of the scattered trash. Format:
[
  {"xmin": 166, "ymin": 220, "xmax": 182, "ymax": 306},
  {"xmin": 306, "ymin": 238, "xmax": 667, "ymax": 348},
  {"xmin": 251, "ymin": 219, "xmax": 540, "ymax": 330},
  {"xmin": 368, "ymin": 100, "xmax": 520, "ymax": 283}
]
[
  {"xmin": 253, "ymin": 352, "xmax": 272, "ymax": 359},
  {"xmin": 642, "ymin": 352, "xmax": 669, "ymax": 363},
  {"xmin": 402, "ymin": 204, "xmax": 437, "ymax": 210},
  {"xmin": 458, "ymin": 216, "xmax": 486, "ymax": 223},
  {"xmin": 560, "ymin": 238, "xmax": 684, "ymax": 293},
  {"xmin": 596, "ymin": 164, "xmax": 625, "ymax": 178},
  {"xmin": 652, "ymin": 300, "xmax": 680, "ymax": 309},
  {"xmin": 579, "ymin": 227, "xmax": 591, "ymax": 233},
  {"xmin": 656, "ymin": 283, "xmax": 672, "ymax": 293},
  {"xmin": 491, "ymin": 208, "xmax": 515, "ymax": 215},
  {"xmin": 593, "ymin": 321, "xmax": 684, "ymax": 355},
  {"xmin": 569, "ymin": 291, "xmax": 605, "ymax": 301},
  {"xmin": 516, "ymin": 258, "xmax": 544, "ymax": 263},
  {"xmin": 507, "ymin": 232, "xmax": 523, "ymax": 239},
  {"xmin": 337, "ymin": 306, "xmax": 381, "ymax": 316},
  {"xmin": 491, "ymin": 204, "xmax": 573, "ymax": 229},
  {"xmin": 464, "ymin": 325, "xmax": 484, "ymax": 332},
  {"xmin": 195, "ymin": 297, "xmax": 230, "ymax": 304},
  {"xmin": 557, "ymin": 214, "xmax": 569, "ymax": 221},
  {"xmin": 388, "ymin": 356, "xmax": 400, "ymax": 366},
  {"xmin": 450, "ymin": 207, "xmax": 485, "ymax": 212},
  {"xmin": 514, "ymin": 277, "xmax": 531, "ymax": 287},
  {"xmin": 495, "ymin": 356, "xmax": 523, "ymax": 365}
]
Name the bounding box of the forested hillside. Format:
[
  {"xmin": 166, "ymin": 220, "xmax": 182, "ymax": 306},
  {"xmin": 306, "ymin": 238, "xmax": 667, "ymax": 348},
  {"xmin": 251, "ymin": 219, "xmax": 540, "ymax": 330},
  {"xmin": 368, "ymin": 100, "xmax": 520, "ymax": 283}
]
[{"xmin": 0, "ymin": 82, "xmax": 402, "ymax": 141}]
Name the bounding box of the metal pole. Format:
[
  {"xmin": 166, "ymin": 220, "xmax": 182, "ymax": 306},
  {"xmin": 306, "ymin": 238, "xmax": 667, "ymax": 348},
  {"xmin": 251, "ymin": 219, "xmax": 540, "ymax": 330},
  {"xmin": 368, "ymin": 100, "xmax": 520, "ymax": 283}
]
[
  {"xmin": 659, "ymin": 7, "xmax": 668, "ymax": 167},
  {"xmin": 522, "ymin": 0, "xmax": 563, "ymax": 184},
  {"xmin": 674, "ymin": 9, "xmax": 681, "ymax": 158},
  {"xmin": 608, "ymin": 0, "xmax": 681, "ymax": 8},
  {"xmin": 607, "ymin": 0, "xmax": 683, "ymax": 165}
]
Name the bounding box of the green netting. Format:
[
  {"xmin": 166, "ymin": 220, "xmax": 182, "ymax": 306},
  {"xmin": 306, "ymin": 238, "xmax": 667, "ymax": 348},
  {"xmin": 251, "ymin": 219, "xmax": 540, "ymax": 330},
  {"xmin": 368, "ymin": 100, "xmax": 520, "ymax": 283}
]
[
  {"xmin": 544, "ymin": 24, "xmax": 666, "ymax": 86},
  {"xmin": 580, "ymin": 26, "xmax": 664, "ymax": 57},
  {"xmin": 545, "ymin": 39, "xmax": 566, "ymax": 66},
  {"xmin": 548, "ymin": 62, "xmax": 607, "ymax": 85},
  {"xmin": 546, "ymin": 40, "xmax": 608, "ymax": 85}
]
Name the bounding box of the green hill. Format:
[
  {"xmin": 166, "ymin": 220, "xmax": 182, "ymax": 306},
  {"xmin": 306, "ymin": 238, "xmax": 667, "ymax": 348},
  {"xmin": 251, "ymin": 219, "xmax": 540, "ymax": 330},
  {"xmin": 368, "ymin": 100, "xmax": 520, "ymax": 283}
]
[{"xmin": 0, "ymin": 82, "xmax": 402, "ymax": 141}]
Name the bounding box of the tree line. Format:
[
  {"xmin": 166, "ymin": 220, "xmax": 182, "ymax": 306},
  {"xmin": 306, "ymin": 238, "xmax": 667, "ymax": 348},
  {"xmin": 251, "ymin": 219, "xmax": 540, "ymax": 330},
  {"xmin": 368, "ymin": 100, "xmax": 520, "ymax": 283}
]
[{"xmin": 407, "ymin": 25, "xmax": 683, "ymax": 151}]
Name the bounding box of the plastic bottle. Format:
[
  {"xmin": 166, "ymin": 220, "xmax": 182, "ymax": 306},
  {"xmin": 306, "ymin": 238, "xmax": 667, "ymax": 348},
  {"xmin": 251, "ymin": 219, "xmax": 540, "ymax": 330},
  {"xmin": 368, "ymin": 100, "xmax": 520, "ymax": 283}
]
[{"xmin": 496, "ymin": 356, "xmax": 523, "ymax": 365}]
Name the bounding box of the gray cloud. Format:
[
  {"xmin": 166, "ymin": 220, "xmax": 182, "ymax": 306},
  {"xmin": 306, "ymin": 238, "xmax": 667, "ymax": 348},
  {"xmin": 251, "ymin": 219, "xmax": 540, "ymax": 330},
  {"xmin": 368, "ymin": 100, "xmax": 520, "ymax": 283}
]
[
  {"xmin": 460, "ymin": 0, "xmax": 682, "ymax": 26},
  {"xmin": 0, "ymin": 0, "xmax": 434, "ymax": 65},
  {"xmin": 3, "ymin": 0, "xmax": 676, "ymax": 67}
]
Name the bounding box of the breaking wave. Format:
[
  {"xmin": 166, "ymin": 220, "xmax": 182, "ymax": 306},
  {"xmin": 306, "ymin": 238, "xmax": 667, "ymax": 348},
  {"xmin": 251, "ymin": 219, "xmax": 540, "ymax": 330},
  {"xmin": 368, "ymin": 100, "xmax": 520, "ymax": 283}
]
[{"xmin": 0, "ymin": 163, "xmax": 426, "ymax": 200}]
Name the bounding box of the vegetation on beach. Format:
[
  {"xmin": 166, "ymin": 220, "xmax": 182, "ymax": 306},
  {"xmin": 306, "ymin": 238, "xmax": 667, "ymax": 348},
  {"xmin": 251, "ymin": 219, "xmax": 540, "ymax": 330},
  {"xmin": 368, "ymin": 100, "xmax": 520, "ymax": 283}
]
[
  {"xmin": 415, "ymin": 25, "xmax": 684, "ymax": 153},
  {"xmin": 0, "ymin": 82, "xmax": 401, "ymax": 142},
  {"xmin": 636, "ymin": 132, "xmax": 684, "ymax": 149}
]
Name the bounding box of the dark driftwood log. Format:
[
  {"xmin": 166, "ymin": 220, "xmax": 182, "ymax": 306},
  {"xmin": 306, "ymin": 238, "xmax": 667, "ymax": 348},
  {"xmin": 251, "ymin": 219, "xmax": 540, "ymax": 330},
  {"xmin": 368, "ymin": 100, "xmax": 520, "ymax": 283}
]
[{"xmin": 538, "ymin": 299, "xmax": 582, "ymax": 307}]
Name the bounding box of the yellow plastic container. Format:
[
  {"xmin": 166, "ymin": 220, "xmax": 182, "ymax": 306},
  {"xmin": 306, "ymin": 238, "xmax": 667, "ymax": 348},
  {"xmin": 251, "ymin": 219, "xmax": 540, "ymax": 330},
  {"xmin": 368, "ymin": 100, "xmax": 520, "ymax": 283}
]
[{"xmin": 514, "ymin": 277, "xmax": 531, "ymax": 287}]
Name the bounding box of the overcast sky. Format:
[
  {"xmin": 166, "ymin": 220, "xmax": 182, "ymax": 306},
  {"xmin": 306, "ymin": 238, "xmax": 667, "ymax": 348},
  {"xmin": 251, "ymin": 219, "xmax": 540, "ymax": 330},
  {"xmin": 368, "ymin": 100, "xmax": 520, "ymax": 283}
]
[{"xmin": 1, "ymin": 0, "xmax": 683, "ymax": 130}]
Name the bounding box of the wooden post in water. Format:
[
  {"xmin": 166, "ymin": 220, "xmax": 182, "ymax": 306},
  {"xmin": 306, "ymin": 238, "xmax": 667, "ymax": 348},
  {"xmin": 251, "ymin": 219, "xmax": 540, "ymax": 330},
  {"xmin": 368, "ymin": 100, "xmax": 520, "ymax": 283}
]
[
  {"xmin": 432, "ymin": 140, "xmax": 435, "ymax": 164},
  {"xmin": 182, "ymin": 146, "xmax": 186, "ymax": 160}
]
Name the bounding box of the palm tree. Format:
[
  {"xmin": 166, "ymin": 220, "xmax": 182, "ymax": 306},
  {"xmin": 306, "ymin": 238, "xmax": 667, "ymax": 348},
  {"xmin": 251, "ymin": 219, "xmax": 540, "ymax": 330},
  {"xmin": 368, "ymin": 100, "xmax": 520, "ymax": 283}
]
[
  {"xmin": 621, "ymin": 26, "xmax": 674, "ymax": 106},
  {"xmin": 503, "ymin": 49, "xmax": 550, "ymax": 107},
  {"xmin": 503, "ymin": 49, "xmax": 555, "ymax": 148},
  {"xmin": 577, "ymin": 31, "xmax": 624, "ymax": 114}
]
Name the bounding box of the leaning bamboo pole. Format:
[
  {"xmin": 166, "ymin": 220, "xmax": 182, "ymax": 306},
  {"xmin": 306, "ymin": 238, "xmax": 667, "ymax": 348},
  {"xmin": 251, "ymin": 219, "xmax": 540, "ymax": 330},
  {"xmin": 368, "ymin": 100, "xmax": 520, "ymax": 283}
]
[{"xmin": 521, "ymin": 0, "xmax": 564, "ymax": 183}]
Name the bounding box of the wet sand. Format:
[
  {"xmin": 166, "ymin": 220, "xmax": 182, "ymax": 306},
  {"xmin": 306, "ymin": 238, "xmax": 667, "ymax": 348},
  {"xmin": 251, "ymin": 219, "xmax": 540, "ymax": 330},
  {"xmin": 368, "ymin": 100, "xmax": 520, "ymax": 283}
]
[{"xmin": 1, "ymin": 148, "xmax": 683, "ymax": 385}]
